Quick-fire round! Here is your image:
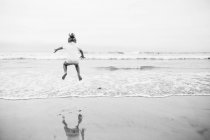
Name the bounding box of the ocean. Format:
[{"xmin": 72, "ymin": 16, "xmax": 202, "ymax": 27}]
[{"xmin": 0, "ymin": 52, "xmax": 210, "ymax": 99}]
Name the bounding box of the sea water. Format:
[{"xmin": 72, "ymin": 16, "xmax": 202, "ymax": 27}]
[{"xmin": 0, "ymin": 52, "xmax": 210, "ymax": 99}]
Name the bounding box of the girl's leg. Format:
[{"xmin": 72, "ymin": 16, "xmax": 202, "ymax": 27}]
[
  {"xmin": 75, "ymin": 64, "xmax": 82, "ymax": 81},
  {"xmin": 81, "ymin": 128, "xmax": 85, "ymax": 140},
  {"xmin": 62, "ymin": 62, "xmax": 68, "ymax": 80}
]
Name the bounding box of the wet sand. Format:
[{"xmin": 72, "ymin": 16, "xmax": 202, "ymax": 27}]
[{"xmin": 0, "ymin": 96, "xmax": 210, "ymax": 140}]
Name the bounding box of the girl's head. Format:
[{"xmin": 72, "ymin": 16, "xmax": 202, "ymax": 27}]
[{"xmin": 68, "ymin": 33, "xmax": 77, "ymax": 43}]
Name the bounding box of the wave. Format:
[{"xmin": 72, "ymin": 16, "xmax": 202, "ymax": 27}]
[
  {"xmin": 96, "ymin": 66, "xmax": 210, "ymax": 71},
  {"xmin": 86, "ymin": 51, "xmax": 210, "ymax": 54},
  {"xmin": 1, "ymin": 68, "xmax": 210, "ymax": 100},
  {"xmin": 96, "ymin": 66, "xmax": 168, "ymax": 71},
  {"xmin": 88, "ymin": 57, "xmax": 210, "ymax": 60},
  {"xmin": 1, "ymin": 56, "xmax": 210, "ymax": 60},
  {"xmin": 0, "ymin": 52, "xmax": 210, "ymax": 60}
]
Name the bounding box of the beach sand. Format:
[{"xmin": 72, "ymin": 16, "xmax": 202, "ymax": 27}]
[{"xmin": 0, "ymin": 96, "xmax": 210, "ymax": 140}]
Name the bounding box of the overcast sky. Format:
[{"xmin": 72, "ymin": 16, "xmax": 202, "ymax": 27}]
[{"xmin": 0, "ymin": 0, "xmax": 210, "ymax": 52}]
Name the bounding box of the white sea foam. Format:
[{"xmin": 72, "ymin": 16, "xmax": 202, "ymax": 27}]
[
  {"xmin": 0, "ymin": 56, "xmax": 210, "ymax": 100},
  {"xmin": 0, "ymin": 52, "xmax": 209, "ymax": 60}
]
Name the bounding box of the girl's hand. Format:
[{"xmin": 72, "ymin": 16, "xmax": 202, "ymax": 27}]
[{"xmin": 80, "ymin": 56, "xmax": 85, "ymax": 59}]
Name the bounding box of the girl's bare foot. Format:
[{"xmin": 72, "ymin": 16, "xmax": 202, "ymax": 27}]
[
  {"xmin": 78, "ymin": 75, "xmax": 82, "ymax": 81},
  {"xmin": 62, "ymin": 73, "xmax": 67, "ymax": 80}
]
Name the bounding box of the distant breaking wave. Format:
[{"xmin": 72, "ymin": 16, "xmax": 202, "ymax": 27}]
[
  {"xmin": 0, "ymin": 52, "xmax": 210, "ymax": 60},
  {"xmin": 96, "ymin": 66, "xmax": 168, "ymax": 71}
]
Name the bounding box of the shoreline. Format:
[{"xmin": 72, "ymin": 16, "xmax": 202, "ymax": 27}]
[
  {"xmin": 0, "ymin": 96, "xmax": 210, "ymax": 140},
  {"xmin": 1, "ymin": 94, "xmax": 210, "ymax": 101}
]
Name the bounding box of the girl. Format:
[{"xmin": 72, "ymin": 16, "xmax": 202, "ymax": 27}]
[{"xmin": 54, "ymin": 33, "xmax": 85, "ymax": 80}]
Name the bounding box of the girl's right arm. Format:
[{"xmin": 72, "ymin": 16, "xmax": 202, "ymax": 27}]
[{"xmin": 54, "ymin": 47, "xmax": 63, "ymax": 53}]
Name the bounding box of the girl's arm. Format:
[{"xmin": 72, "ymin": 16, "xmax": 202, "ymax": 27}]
[
  {"xmin": 54, "ymin": 47, "xmax": 63, "ymax": 53},
  {"xmin": 78, "ymin": 48, "xmax": 85, "ymax": 59}
]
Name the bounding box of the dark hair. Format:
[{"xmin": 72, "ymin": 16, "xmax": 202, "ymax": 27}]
[{"xmin": 68, "ymin": 33, "xmax": 77, "ymax": 43}]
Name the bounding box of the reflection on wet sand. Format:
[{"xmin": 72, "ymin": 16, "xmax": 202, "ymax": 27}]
[{"xmin": 62, "ymin": 114, "xmax": 85, "ymax": 140}]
